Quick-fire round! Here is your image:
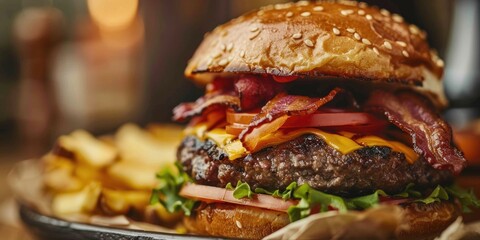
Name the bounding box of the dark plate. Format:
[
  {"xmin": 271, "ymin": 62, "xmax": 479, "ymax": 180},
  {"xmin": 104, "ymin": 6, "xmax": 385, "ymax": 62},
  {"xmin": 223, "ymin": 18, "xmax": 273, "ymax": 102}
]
[{"xmin": 19, "ymin": 204, "xmax": 224, "ymax": 240}]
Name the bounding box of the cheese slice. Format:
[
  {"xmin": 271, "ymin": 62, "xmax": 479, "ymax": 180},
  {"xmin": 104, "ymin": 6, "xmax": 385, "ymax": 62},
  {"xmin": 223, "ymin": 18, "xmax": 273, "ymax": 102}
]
[{"xmin": 191, "ymin": 126, "xmax": 418, "ymax": 163}]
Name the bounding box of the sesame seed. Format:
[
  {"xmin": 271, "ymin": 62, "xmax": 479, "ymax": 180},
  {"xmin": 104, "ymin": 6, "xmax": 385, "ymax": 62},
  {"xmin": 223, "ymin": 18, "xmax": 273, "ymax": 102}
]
[
  {"xmin": 333, "ymin": 27, "xmax": 340, "ymax": 35},
  {"xmin": 292, "ymin": 33, "xmax": 302, "ymax": 39},
  {"xmin": 218, "ymin": 58, "xmax": 229, "ymax": 66},
  {"xmin": 341, "ymin": 9, "xmax": 354, "ymax": 16},
  {"xmin": 346, "ymin": 28, "xmax": 355, "ymax": 33},
  {"xmin": 226, "ymin": 43, "xmax": 233, "ymax": 52},
  {"xmin": 402, "ymin": 50, "xmax": 409, "ymax": 57},
  {"xmin": 296, "ymin": 1, "xmax": 309, "ymax": 6},
  {"xmin": 250, "ymin": 27, "xmax": 259, "ymax": 32},
  {"xmin": 366, "ymin": 14, "xmax": 373, "ymax": 20},
  {"xmin": 358, "ymin": 2, "xmax": 368, "ymax": 8},
  {"xmin": 341, "ymin": 0, "xmax": 358, "ymax": 6},
  {"xmin": 240, "ymin": 50, "xmax": 245, "ymax": 58},
  {"xmin": 373, "ymin": 47, "xmax": 380, "ymax": 55},
  {"xmin": 220, "ymin": 44, "xmax": 226, "ymax": 51},
  {"xmin": 257, "ymin": 10, "xmax": 264, "ymax": 16},
  {"xmin": 249, "ymin": 30, "xmax": 261, "ymax": 40},
  {"xmin": 396, "ymin": 41, "xmax": 407, "ymax": 47},
  {"xmin": 304, "ymin": 39, "xmax": 315, "ymax": 47},
  {"xmin": 313, "ymin": 6, "xmax": 324, "ymax": 11},
  {"xmin": 383, "ymin": 41, "xmax": 392, "ymax": 49},
  {"xmin": 301, "ymin": 11, "xmax": 311, "ymax": 17},
  {"xmin": 362, "ymin": 38, "xmax": 372, "ymax": 45},
  {"xmin": 353, "ymin": 33, "xmax": 361, "ymax": 40},
  {"xmin": 286, "ymin": 11, "xmax": 293, "ymax": 17},
  {"xmin": 358, "ymin": 10, "xmax": 365, "ymax": 15},
  {"xmin": 409, "ymin": 25, "xmax": 420, "ymax": 35},
  {"xmin": 274, "ymin": 3, "xmax": 290, "ymax": 10},
  {"xmin": 236, "ymin": 220, "xmax": 243, "ymax": 229},
  {"xmin": 220, "ymin": 31, "xmax": 228, "ymax": 37},
  {"xmin": 436, "ymin": 59, "xmax": 444, "ymax": 67},
  {"xmin": 380, "ymin": 9, "xmax": 390, "ymax": 16},
  {"xmin": 392, "ymin": 14, "xmax": 403, "ymax": 23}
]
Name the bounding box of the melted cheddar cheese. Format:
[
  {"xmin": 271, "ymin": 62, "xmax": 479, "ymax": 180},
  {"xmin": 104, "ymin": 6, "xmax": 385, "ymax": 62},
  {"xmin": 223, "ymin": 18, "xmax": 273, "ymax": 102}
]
[{"xmin": 188, "ymin": 126, "xmax": 418, "ymax": 163}]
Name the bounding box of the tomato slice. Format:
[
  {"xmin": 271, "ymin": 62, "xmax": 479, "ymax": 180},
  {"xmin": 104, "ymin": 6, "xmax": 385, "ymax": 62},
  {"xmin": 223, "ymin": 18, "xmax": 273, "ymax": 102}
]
[
  {"xmin": 179, "ymin": 183, "xmax": 297, "ymax": 212},
  {"xmin": 227, "ymin": 109, "xmax": 385, "ymax": 128},
  {"xmin": 272, "ymin": 75, "xmax": 298, "ymax": 83}
]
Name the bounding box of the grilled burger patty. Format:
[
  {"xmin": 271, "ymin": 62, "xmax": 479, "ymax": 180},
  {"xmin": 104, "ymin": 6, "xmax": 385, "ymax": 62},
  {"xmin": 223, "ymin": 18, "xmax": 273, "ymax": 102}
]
[{"xmin": 178, "ymin": 135, "xmax": 453, "ymax": 197}]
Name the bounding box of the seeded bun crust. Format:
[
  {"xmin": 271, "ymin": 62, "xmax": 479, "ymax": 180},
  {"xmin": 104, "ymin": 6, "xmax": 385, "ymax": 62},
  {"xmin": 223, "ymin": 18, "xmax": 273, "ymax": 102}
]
[
  {"xmin": 185, "ymin": 1, "xmax": 447, "ymax": 107},
  {"xmin": 184, "ymin": 201, "xmax": 459, "ymax": 240}
]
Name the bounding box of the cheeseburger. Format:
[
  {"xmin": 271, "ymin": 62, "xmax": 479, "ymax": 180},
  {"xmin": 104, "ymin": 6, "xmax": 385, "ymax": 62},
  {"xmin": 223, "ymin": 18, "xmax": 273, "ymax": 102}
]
[{"xmin": 151, "ymin": 1, "xmax": 479, "ymax": 239}]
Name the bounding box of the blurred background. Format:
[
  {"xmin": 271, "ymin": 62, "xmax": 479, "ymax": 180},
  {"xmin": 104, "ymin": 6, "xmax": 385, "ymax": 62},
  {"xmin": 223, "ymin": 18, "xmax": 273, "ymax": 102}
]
[{"xmin": 0, "ymin": 0, "xmax": 479, "ymax": 236}]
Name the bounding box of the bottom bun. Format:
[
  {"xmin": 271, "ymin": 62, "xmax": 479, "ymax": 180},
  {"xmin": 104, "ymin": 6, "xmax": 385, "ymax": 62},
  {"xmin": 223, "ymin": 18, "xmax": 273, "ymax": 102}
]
[
  {"xmin": 396, "ymin": 201, "xmax": 460, "ymax": 240},
  {"xmin": 184, "ymin": 201, "xmax": 460, "ymax": 240},
  {"xmin": 183, "ymin": 203, "xmax": 290, "ymax": 239}
]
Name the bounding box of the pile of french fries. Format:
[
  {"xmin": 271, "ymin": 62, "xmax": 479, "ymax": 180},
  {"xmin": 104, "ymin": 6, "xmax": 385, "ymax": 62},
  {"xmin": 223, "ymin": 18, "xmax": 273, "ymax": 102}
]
[{"xmin": 42, "ymin": 123, "xmax": 183, "ymax": 225}]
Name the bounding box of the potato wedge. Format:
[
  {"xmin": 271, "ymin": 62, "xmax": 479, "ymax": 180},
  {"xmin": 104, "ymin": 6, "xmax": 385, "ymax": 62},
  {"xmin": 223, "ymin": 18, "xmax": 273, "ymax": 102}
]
[
  {"xmin": 52, "ymin": 181, "xmax": 102, "ymax": 215},
  {"xmin": 58, "ymin": 130, "xmax": 117, "ymax": 168},
  {"xmin": 107, "ymin": 161, "xmax": 158, "ymax": 190},
  {"xmin": 43, "ymin": 154, "xmax": 85, "ymax": 192},
  {"xmin": 115, "ymin": 124, "xmax": 176, "ymax": 168},
  {"xmin": 101, "ymin": 189, "xmax": 150, "ymax": 214}
]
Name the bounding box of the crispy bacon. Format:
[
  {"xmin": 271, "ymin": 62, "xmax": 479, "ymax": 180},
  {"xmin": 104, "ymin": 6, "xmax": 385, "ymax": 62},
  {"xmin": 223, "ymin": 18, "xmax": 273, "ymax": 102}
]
[
  {"xmin": 239, "ymin": 88, "xmax": 343, "ymax": 150},
  {"xmin": 364, "ymin": 90, "xmax": 466, "ymax": 175},
  {"xmin": 234, "ymin": 76, "xmax": 284, "ymax": 110},
  {"xmin": 173, "ymin": 76, "xmax": 283, "ymax": 121},
  {"xmin": 172, "ymin": 93, "xmax": 240, "ymax": 122}
]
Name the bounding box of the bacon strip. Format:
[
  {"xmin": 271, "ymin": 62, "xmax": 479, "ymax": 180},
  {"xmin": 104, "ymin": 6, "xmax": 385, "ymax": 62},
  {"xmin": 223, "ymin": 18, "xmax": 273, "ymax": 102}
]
[
  {"xmin": 234, "ymin": 76, "xmax": 284, "ymax": 110},
  {"xmin": 239, "ymin": 88, "xmax": 343, "ymax": 150},
  {"xmin": 364, "ymin": 90, "xmax": 466, "ymax": 175},
  {"xmin": 172, "ymin": 93, "xmax": 240, "ymax": 122},
  {"xmin": 173, "ymin": 76, "xmax": 283, "ymax": 121}
]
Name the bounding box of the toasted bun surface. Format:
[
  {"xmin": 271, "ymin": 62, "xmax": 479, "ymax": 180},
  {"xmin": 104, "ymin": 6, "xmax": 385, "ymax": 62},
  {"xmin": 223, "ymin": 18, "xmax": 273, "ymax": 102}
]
[
  {"xmin": 183, "ymin": 203, "xmax": 290, "ymax": 240},
  {"xmin": 184, "ymin": 201, "xmax": 459, "ymax": 240},
  {"xmin": 185, "ymin": 1, "xmax": 446, "ymax": 107}
]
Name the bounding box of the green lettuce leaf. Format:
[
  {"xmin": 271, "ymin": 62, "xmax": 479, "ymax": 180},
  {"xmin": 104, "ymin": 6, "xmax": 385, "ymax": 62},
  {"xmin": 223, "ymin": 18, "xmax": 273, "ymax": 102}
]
[
  {"xmin": 150, "ymin": 162, "xmax": 479, "ymax": 221},
  {"xmin": 346, "ymin": 190, "xmax": 387, "ymax": 209},
  {"xmin": 232, "ymin": 181, "xmax": 254, "ymax": 199},
  {"xmin": 445, "ymin": 185, "xmax": 480, "ymax": 213},
  {"xmin": 394, "ymin": 183, "xmax": 421, "ymax": 198},
  {"xmin": 287, "ymin": 198, "xmax": 310, "ymax": 222},
  {"xmin": 150, "ymin": 164, "xmax": 196, "ymax": 216},
  {"xmin": 416, "ymin": 185, "xmax": 449, "ymax": 204},
  {"xmin": 255, "ymin": 182, "xmax": 297, "ymax": 200}
]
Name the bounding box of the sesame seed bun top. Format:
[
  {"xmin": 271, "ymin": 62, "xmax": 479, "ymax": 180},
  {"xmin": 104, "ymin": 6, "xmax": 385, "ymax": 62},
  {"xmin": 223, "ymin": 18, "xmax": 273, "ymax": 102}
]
[{"xmin": 185, "ymin": 1, "xmax": 447, "ymax": 107}]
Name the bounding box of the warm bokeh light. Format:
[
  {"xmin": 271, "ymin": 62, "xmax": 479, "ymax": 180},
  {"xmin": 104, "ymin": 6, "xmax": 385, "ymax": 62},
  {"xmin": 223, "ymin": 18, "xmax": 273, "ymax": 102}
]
[{"xmin": 87, "ymin": 0, "xmax": 138, "ymax": 31}]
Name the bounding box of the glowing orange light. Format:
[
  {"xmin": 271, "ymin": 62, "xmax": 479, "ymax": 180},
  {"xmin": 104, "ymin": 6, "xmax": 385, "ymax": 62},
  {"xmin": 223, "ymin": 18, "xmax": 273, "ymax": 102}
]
[{"xmin": 87, "ymin": 0, "xmax": 138, "ymax": 31}]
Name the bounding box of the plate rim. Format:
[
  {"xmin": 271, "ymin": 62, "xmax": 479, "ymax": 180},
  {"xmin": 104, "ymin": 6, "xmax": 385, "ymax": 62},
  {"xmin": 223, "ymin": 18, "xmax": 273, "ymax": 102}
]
[{"xmin": 18, "ymin": 203, "xmax": 226, "ymax": 240}]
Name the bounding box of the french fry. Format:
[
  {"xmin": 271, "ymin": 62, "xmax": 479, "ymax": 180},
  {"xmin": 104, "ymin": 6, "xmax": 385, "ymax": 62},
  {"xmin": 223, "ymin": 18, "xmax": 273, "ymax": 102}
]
[
  {"xmin": 58, "ymin": 130, "xmax": 117, "ymax": 168},
  {"xmin": 52, "ymin": 181, "xmax": 102, "ymax": 215},
  {"xmin": 44, "ymin": 123, "xmax": 185, "ymax": 226},
  {"xmin": 101, "ymin": 189, "xmax": 151, "ymax": 214},
  {"xmin": 115, "ymin": 124, "xmax": 176, "ymax": 168},
  {"xmin": 44, "ymin": 167, "xmax": 85, "ymax": 192},
  {"xmin": 152, "ymin": 204, "xmax": 183, "ymax": 223},
  {"xmin": 106, "ymin": 161, "xmax": 158, "ymax": 190},
  {"xmin": 74, "ymin": 163, "xmax": 103, "ymax": 182},
  {"xmin": 43, "ymin": 154, "xmax": 85, "ymax": 192}
]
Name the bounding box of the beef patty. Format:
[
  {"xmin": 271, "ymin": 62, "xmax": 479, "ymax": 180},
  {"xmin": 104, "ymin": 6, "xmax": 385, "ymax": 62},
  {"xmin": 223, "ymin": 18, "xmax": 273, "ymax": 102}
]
[{"xmin": 177, "ymin": 135, "xmax": 453, "ymax": 197}]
